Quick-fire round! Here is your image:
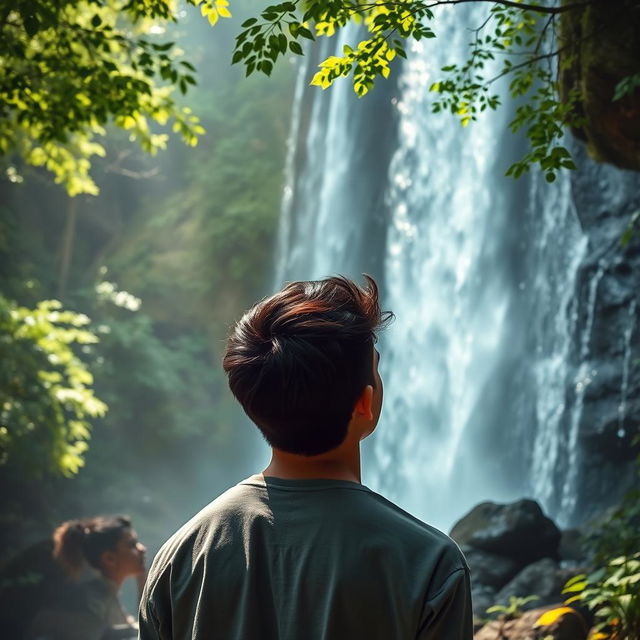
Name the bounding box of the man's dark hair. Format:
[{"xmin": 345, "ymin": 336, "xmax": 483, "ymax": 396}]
[{"xmin": 223, "ymin": 275, "xmax": 392, "ymax": 455}]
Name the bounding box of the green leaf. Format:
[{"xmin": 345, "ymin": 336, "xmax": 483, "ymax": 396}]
[
  {"xmin": 23, "ymin": 13, "xmax": 41, "ymax": 37},
  {"xmin": 298, "ymin": 26, "xmax": 314, "ymax": 40},
  {"xmin": 562, "ymin": 575, "xmax": 588, "ymax": 593},
  {"xmin": 613, "ymin": 73, "xmax": 640, "ymax": 101},
  {"xmin": 154, "ymin": 41, "xmax": 175, "ymax": 52}
]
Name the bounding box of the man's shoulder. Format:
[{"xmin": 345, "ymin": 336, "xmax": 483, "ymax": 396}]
[
  {"xmin": 363, "ymin": 489, "xmax": 467, "ymax": 568},
  {"xmin": 148, "ymin": 480, "xmax": 264, "ymax": 570},
  {"xmin": 146, "ymin": 477, "xmax": 466, "ymax": 590}
]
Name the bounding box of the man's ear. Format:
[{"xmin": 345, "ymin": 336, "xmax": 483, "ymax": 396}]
[{"xmin": 352, "ymin": 385, "xmax": 374, "ymax": 421}]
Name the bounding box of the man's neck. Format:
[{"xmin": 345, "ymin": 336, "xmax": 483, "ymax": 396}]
[{"xmin": 263, "ymin": 441, "xmax": 362, "ymax": 484}]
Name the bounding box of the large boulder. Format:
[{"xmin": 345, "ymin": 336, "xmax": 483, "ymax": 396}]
[
  {"xmin": 450, "ymin": 499, "xmax": 561, "ymax": 565},
  {"xmin": 462, "ymin": 546, "xmax": 522, "ymax": 589}
]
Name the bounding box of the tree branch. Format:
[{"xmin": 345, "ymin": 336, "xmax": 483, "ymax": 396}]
[
  {"xmin": 486, "ymin": 45, "xmax": 569, "ymax": 84},
  {"xmin": 423, "ymin": 0, "xmax": 596, "ymax": 15},
  {"xmin": 356, "ymin": 0, "xmax": 600, "ymax": 16},
  {"xmin": 535, "ymin": 14, "xmax": 555, "ymax": 55}
]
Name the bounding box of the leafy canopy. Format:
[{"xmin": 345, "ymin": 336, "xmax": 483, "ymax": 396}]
[
  {"xmin": 3, "ymin": 0, "xmax": 630, "ymax": 193},
  {"xmin": 0, "ymin": 0, "xmax": 231, "ymax": 195},
  {"xmin": 0, "ymin": 296, "xmax": 106, "ymax": 477},
  {"xmin": 229, "ymin": 0, "xmax": 598, "ymax": 182}
]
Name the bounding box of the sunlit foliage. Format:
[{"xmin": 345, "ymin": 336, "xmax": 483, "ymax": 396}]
[
  {"xmin": 227, "ymin": 0, "xmax": 631, "ymax": 181},
  {"xmin": 0, "ymin": 0, "xmax": 231, "ymax": 194},
  {"xmin": 0, "ymin": 5, "xmax": 294, "ymax": 555},
  {"xmin": 4, "ymin": 0, "xmax": 633, "ymax": 191},
  {"xmin": 563, "ymin": 554, "xmax": 640, "ymax": 640},
  {"xmin": 0, "ymin": 296, "xmax": 106, "ymax": 476}
]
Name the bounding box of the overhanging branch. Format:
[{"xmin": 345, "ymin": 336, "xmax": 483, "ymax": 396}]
[{"xmin": 423, "ymin": 0, "xmax": 598, "ymax": 16}]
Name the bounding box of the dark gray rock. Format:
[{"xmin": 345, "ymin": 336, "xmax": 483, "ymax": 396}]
[
  {"xmin": 462, "ymin": 546, "xmax": 522, "ymax": 589},
  {"xmin": 493, "ymin": 558, "xmax": 566, "ymax": 611},
  {"xmin": 471, "ymin": 582, "xmax": 497, "ymax": 621},
  {"xmin": 450, "ymin": 499, "xmax": 561, "ymax": 565},
  {"xmin": 580, "ymin": 394, "xmax": 640, "ymax": 462},
  {"xmin": 566, "ymin": 145, "xmax": 640, "ymax": 523},
  {"xmin": 559, "ymin": 528, "xmax": 587, "ymax": 565}
]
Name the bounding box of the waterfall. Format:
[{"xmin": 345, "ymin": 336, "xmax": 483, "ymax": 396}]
[
  {"xmin": 274, "ymin": 8, "xmax": 610, "ymax": 530},
  {"xmin": 367, "ymin": 13, "xmax": 522, "ymax": 527},
  {"xmin": 557, "ymin": 262, "xmax": 603, "ymax": 521},
  {"xmin": 275, "ymin": 24, "xmax": 395, "ymax": 282},
  {"xmin": 529, "ymin": 174, "xmax": 588, "ymax": 518},
  {"xmin": 618, "ymin": 299, "xmax": 638, "ymax": 439}
]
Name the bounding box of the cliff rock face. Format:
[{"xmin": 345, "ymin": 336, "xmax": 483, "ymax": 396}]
[
  {"xmin": 560, "ymin": 0, "xmax": 640, "ymax": 171},
  {"xmin": 568, "ymin": 142, "xmax": 640, "ymax": 522}
]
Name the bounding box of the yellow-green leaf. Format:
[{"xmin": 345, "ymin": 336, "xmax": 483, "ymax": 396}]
[{"xmin": 534, "ymin": 607, "xmax": 575, "ymax": 627}]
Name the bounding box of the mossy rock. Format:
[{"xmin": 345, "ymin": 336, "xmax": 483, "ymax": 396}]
[{"xmin": 560, "ymin": 0, "xmax": 640, "ymax": 171}]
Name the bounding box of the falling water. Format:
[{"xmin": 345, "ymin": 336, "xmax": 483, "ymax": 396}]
[
  {"xmin": 558, "ymin": 262, "xmax": 605, "ymax": 520},
  {"xmin": 618, "ymin": 299, "xmax": 638, "ymax": 439},
  {"xmin": 274, "ymin": 8, "xmax": 610, "ymax": 529},
  {"xmin": 367, "ymin": 16, "xmax": 519, "ymax": 526},
  {"xmin": 276, "ymin": 23, "xmax": 394, "ymax": 282},
  {"xmin": 529, "ymin": 174, "xmax": 587, "ymax": 515}
]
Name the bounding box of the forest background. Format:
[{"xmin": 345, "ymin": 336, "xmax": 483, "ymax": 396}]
[{"xmin": 0, "ymin": 0, "xmax": 295, "ymax": 608}]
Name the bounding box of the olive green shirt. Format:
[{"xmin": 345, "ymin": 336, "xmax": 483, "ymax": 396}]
[{"xmin": 139, "ymin": 475, "xmax": 472, "ymax": 640}]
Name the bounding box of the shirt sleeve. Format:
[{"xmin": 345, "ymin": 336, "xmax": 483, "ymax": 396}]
[
  {"xmin": 138, "ymin": 580, "xmax": 166, "ymax": 640},
  {"xmin": 416, "ymin": 567, "xmax": 474, "ymax": 640}
]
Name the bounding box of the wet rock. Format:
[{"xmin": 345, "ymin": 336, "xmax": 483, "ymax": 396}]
[
  {"xmin": 580, "ymin": 396, "xmax": 640, "ymax": 462},
  {"xmin": 538, "ymin": 141, "xmax": 640, "ymax": 524},
  {"xmin": 450, "ymin": 499, "xmax": 561, "ymax": 565},
  {"xmin": 463, "ymin": 546, "xmax": 522, "ymax": 589},
  {"xmin": 474, "ymin": 605, "xmax": 589, "ymax": 640},
  {"xmin": 559, "ymin": 529, "xmax": 587, "ymax": 565},
  {"xmin": 494, "ymin": 559, "xmax": 567, "ymax": 611},
  {"xmin": 471, "ymin": 583, "xmax": 497, "ymax": 625},
  {"xmin": 582, "ymin": 360, "xmax": 627, "ymax": 402}
]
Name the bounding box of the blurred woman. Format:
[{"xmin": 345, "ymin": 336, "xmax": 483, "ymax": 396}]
[{"xmin": 27, "ymin": 515, "xmax": 147, "ymax": 640}]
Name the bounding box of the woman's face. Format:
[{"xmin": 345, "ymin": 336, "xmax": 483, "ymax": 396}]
[{"xmin": 102, "ymin": 527, "xmax": 147, "ymax": 583}]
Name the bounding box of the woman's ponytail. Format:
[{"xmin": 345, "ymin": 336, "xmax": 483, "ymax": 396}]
[{"xmin": 52, "ymin": 520, "xmax": 87, "ymax": 578}]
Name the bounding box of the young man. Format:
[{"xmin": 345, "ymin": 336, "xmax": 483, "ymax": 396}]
[{"xmin": 139, "ymin": 276, "xmax": 472, "ymax": 639}]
